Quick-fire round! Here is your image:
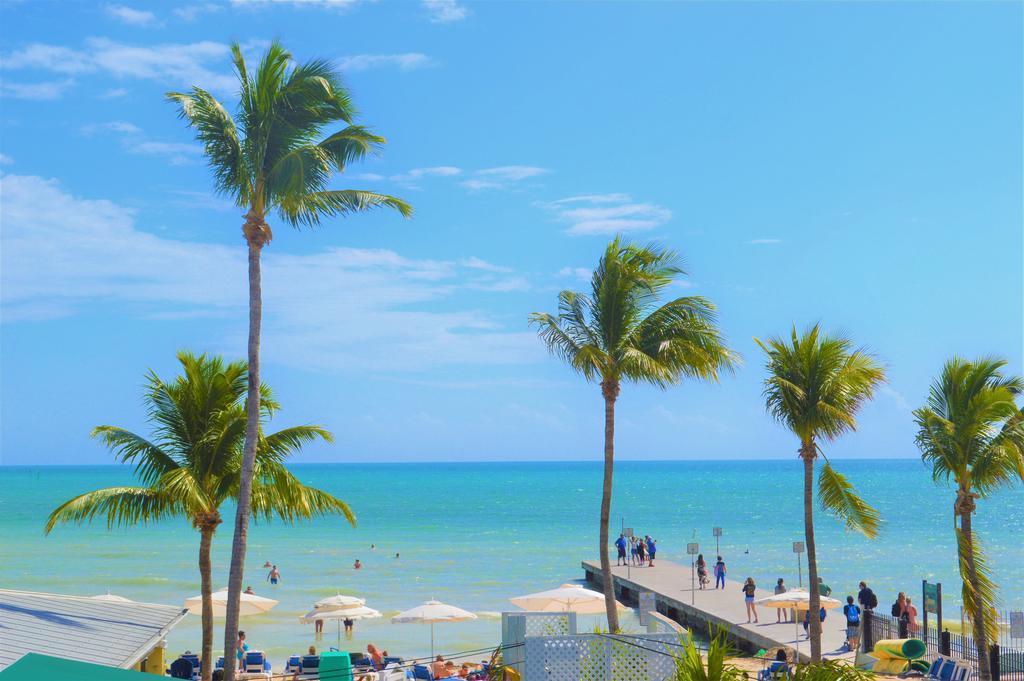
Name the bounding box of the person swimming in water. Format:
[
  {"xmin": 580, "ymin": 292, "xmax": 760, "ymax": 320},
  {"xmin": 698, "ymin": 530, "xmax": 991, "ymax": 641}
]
[
  {"xmin": 354, "ymin": 559, "xmax": 362, "ymax": 569},
  {"xmin": 267, "ymin": 565, "xmax": 281, "ymax": 585}
]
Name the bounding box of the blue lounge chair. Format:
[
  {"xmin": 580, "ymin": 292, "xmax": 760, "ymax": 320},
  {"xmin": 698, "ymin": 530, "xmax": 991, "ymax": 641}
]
[
  {"xmin": 927, "ymin": 658, "xmax": 944, "ymax": 679},
  {"xmin": 938, "ymin": 658, "xmax": 958, "ymax": 681},
  {"xmin": 244, "ymin": 650, "xmax": 270, "ymax": 674},
  {"xmin": 285, "ymin": 655, "xmax": 301, "ymax": 674},
  {"xmin": 412, "ymin": 664, "xmax": 435, "ymax": 680},
  {"xmin": 383, "ymin": 656, "xmax": 403, "ymax": 666},
  {"xmin": 215, "ymin": 657, "xmax": 224, "ymax": 670},
  {"xmin": 300, "ymin": 655, "xmax": 320, "ymax": 676},
  {"xmin": 757, "ymin": 662, "xmax": 790, "ymax": 681}
]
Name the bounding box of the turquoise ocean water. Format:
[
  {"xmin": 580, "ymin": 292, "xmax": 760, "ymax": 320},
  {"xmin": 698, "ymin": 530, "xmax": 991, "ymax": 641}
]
[{"xmin": 1, "ymin": 460, "xmax": 1022, "ymax": 662}]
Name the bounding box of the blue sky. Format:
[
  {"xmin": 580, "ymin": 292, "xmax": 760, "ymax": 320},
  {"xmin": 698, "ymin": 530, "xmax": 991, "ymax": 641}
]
[{"xmin": 1, "ymin": 0, "xmax": 1021, "ymax": 465}]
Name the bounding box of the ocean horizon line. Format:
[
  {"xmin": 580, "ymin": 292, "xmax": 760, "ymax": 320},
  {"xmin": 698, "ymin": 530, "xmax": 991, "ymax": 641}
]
[{"xmin": 0, "ymin": 455, "xmax": 927, "ymax": 468}]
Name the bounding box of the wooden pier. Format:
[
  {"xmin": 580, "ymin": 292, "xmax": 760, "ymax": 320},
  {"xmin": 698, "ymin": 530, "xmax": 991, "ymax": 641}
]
[{"xmin": 583, "ymin": 559, "xmax": 855, "ymax": 663}]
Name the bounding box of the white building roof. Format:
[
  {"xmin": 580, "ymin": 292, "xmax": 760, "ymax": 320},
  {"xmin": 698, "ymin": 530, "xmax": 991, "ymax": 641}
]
[{"xmin": 0, "ymin": 589, "xmax": 187, "ymax": 671}]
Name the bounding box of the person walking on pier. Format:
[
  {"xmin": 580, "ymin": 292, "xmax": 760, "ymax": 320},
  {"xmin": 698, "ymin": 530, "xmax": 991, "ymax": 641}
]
[
  {"xmin": 645, "ymin": 536, "xmax": 657, "ymax": 567},
  {"xmin": 615, "ymin": 534, "xmax": 628, "ymax": 566},
  {"xmin": 843, "ymin": 595, "xmax": 861, "ymax": 651},
  {"xmin": 636, "ymin": 536, "xmax": 646, "ymax": 565},
  {"xmin": 714, "ymin": 556, "xmax": 727, "ymax": 589},
  {"xmin": 697, "ymin": 554, "xmax": 709, "ymax": 589},
  {"xmin": 742, "ymin": 577, "xmax": 759, "ymax": 623}
]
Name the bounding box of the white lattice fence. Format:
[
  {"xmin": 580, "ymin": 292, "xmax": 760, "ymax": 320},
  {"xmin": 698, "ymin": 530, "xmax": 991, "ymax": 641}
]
[{"xmin": 524, "ymin": 633, "xmax": 678, "ymax": 681}]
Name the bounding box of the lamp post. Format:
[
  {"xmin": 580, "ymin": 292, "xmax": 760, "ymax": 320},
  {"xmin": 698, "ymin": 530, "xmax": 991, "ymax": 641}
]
[
  {"xmin": 687, "ymin": 543, "xmax": 699, "ymax": 605},
  {"xmin": 792, "ymin": 541, "xmax": 805, "ymax": 587}
]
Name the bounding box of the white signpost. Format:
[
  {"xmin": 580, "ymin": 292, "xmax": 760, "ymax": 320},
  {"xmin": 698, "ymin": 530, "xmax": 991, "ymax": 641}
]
[
  {"xmin": 793, "ymin": 541, "xmax": 805, "ymax": 587},
  {"xmin": 687, "ymin": 543, "xmax": 699, "ymax": 604},
  {"xmin": 713, "ymin": 527, "xmax": 723, "ymax": 555}
]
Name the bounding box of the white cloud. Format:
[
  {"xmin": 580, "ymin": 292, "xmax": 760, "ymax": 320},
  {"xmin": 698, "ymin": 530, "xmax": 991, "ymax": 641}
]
[
  {"xmin": 541, "ymin": 194, "xmax": 672, "ymax": 236},
  {"xmin": 83, "ymin": 121, "xmax": 200, "ymax": 165},
  {"xmin": 0, "ymin": 174, "xmax": 540, "ymax": 372},
  {"xmin": 477, "ymin": 166, "xmax": 548, "ymax": 181},
  {"xmin": 0, "ymin": 79, "xmax": 75, "ymax": 100},
  {"xmin": 106, "ymin": 5, "xmax": 159, "ymax": 26},
  {"xmin": 390, "ymin": 166, "xmax": 461, "ymax": 182},
  {"xmin": 460, "ymin": 166, "xmax": 549, "ymax": 191},
  {"xmin": 422, "ymin": 0, "xmax": 468, "ymax": 23},
  {"xmin": 0, "ymin": 153, "xmax": 13, "ymax": 165},
  {"xmin": 1, "ymin": 38, "xmax": 236, "ymax": 95},
  {"xmin": 746, "ymin": 238, "xmax": 782, "ymax": 245},
  {"xmin": 231, "ymin": 0, "xmax": 365, "ymax": 7},
  {"xmin": 99, "ymin": 87, "xmax": 129, "ymax": 99},
  {"xmin": 881, "ymin": 386, "xmax": 911, "ymax": 412},
  {"xmin": 337, "ymin": 53, "xmax": 433, "ymax": 72},
  {"xmin": 460, "ymin": 179, "xmax": 505, "ymax": 191},
  {"xmin": 349, "ymin": 172, "xmax": 385, "ymax": 181},
  {"xmin": 173, "ymin": 3, "xmax": 223, "ymax": 20},
  {"xmin": 558, "ymin": 266, "xmax": 591, "ymax": 282},
  {"xmin": 461, "ymin": 256, "xmax": 512, "ymax": 273}
]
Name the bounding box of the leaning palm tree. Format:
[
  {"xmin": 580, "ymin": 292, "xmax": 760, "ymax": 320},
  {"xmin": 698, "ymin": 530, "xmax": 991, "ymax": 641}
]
[
  {"xmin": 167, "ymin": 42, "xmax": 410, "ymax": 674},
  {"xmin": 914, "ymin": 357, "xmax": 1024, "ymax": 681},
  {"xmin": 755, "ymin": 324, "xmax": 885, "ymax": 662},
  {"xmin": 530, "ymin": 237, "xmax": 736, "ymax": 630},
  {"xmin": 45, "ymin": 352, "xmax": 354, "ymax": 681}
]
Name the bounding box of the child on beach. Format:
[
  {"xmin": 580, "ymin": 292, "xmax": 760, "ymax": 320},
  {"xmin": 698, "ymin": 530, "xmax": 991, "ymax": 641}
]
[{"xmin": 742, "ymin": 577, "xmax": 758, "ymax": 623}]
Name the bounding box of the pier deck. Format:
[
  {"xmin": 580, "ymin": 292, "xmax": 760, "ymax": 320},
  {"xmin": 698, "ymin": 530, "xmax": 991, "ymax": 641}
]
[{"xmin": 583, "ymin": 559, "xmax": 855, "ymax": 663}]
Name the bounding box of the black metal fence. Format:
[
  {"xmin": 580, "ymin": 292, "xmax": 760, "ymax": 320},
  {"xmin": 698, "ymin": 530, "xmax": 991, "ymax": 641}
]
[{"xmin": 861, "ymin": 610, "xmax": 1024, "ymax": 681}]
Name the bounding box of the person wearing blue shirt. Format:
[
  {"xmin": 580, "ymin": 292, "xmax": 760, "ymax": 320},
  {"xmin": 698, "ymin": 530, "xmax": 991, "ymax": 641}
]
[
  {"xmin": 645, "ymin": 536, "xmax": 657, "ymax": 567},
  {"xmin": 615, "ymin": 534, "xmax": 628, "ymax": 566}
]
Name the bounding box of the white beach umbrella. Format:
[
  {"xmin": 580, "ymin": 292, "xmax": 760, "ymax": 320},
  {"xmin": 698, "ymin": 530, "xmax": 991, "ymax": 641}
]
[
  {"xmin": 184, "ymin": 587, "xmax": 278, "ymax": 617},
  {"xmin": 392, "ymin": 599, "xmax": 477, "ymax": 658},
  {"xmin": 756, "ymin": 589, "xmax": 842, "ymax": 610},
  {"xmin": 301, "ymin": 604, "xmax": 382, "ymax": 645},
  {"xmin": 510, "ymin": 583, "xmax": 625, "ymax": 614},
  {"xmin": 314, "ymin": 594, "xmax": 366, "ymax": 610},
  {"xmin": 91, "ymin": 592, "xmax": 133, "ymax": 602},
  {"xmin": 755, "ymin": 589, "xmax": 842, "ymax": 659}
]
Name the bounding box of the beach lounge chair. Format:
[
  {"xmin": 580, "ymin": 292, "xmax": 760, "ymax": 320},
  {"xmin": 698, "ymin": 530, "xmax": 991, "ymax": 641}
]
[
  {"xmin": 377, "ymin": 662, "xmax": 406, "ymax": 681},
  {"xmin": 169, "ymin": 656, "xmax": 195, "ymax": 680},
  {"xmin": 383, "ymin": 656, "xmax": 403, "ymax": 666},
  {"xmin": 412, "ymin": 664, "xmax": 435, "ymax": 680},
  {"xmin": 244, "ymin": 650, "xmax": 271, "ymax": 675},
  {"xmin": 214, "ymin": 657, "xmax": 224, "ymax": 670},
  {"xmin": 757, "ymin": 661, "xmax": 790, "ymax": 681},
  {"xmin": 284, "ymin": 655, "xmax": 301, "ymax": 674},
  {"xmin": 300, "ymin": 655, "xmax": 320, "ymax": 678}
]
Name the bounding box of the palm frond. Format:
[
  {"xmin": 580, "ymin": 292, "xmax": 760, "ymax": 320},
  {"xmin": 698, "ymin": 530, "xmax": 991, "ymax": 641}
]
[
  {"xmin": 166, "ymin": 88, "xmax": 246, "ymax": 198},
  {"xmin": 818, "ymin": 462, "xmax": 882, "ymax": 538},
  {"xmin": 318, "ymin": 125, "xmax": 385, "ymax": 171},
  {"xmin": 278, "ymin": 189, "xmax": 412, "ymax": 227},
  {"xmin": 45, "ymin": 487, "xmax": 180, "ymax": 533},
  {"xmin": 91, "ymin": 426, "xmax": 179, "ymax": 485}
]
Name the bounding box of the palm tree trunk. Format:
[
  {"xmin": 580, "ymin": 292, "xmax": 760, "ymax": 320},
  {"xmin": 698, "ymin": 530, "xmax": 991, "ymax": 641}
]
[
  {"xmin": 961, "ymin": 504, "xmax": 992, "ymax": 681},
  {"xmin": 600, "ymin": 379, "xmax": 620, "ymax": 632},
  {"xmin": 198, "ymin": 523, "xmax": 216, "ymax": 681},
  {"xmin": 802, "ymin": 443, "xmax": 822, "ymax": 662},
  {"xmin": 223, "ymin": 213, "xmax": 268, "ymax": 680}
]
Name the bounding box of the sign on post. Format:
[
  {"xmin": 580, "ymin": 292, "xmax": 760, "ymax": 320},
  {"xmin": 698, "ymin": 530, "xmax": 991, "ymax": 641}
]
[
  {"xmin": 793, "ymin": 542, "xmax": 805, "ymax": 587},
  {"xmin": 713, "ymin": 527, "xmax": 722, "ymax": 554},
  {"xmin": 923, "ymin": 583, "xmax": 940, "ymax": 614},
  {"xmin": 687, "ymin": 543, "xmax": 699, "ymax": 604},
  {"xmin": 687, "ymin": 543, "xmax": 700, "ymax": 555},
  {"xmin": 639, "ymin": 591, "xmax": 656, "ymax": 626},
  {"xmin": 623, "ymin": 528, "xmax": 633, "ymax": 538}
]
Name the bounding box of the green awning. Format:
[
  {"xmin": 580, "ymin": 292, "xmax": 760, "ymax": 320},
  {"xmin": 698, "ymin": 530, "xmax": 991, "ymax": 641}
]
[{"xmin": 0, "ymin": 654, "xmax": 166, "ymax": 681}]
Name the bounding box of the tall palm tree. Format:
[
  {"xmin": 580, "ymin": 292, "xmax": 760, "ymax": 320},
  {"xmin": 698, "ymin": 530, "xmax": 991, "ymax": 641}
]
[
  {"xmin": 167, "ymin": 42, "xmax": 410, "ymax": 675},
  {"xmin": 914, "ymin": 357, "xmax": 1024, "ymax": 681},
  {"xmin": 756, "ymin": 324, "xmax": 885, "ymax": 662},
  {"xmin": 45, "ymin": 352, "xmax": 354, "ymax": 681},
  {"xmin": 530, "ymin": 237, "xmax": 736, "ymax": 630}
]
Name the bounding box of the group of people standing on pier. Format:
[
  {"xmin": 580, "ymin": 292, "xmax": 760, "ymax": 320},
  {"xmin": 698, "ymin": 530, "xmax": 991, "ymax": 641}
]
[{"xmin": 614, "ymin": 533, "xmax": 658, "ymax": 567}]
